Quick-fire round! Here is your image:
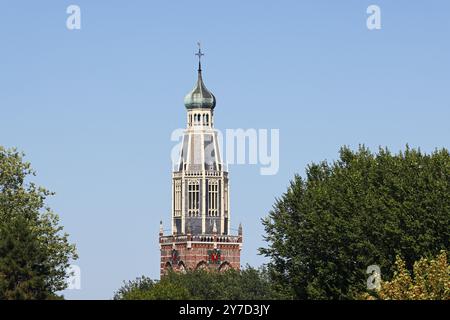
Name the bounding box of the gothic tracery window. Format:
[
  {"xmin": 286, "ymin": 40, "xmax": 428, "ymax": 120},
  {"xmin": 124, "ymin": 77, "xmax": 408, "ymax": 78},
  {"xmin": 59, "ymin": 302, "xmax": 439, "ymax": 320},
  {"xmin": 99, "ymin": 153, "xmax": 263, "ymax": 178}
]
[
  {"xmin": 188, "ymin": 180, "xmax": 200, "ymax": 217},
  {"xmin": 174, "ymin": 180, "xmax": 182, "ymax": 217},
  {"xmin": 208, "ymin": 180, "xmax": 219, "ymax": 217},
  {"xmin": 224, "ymin": 184, "xmax": 228, "ymax": 216}
]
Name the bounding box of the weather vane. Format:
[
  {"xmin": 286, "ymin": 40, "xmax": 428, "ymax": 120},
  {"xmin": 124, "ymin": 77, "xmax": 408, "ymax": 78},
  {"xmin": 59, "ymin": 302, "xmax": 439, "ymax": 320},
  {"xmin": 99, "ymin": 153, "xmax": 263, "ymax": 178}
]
[{"xmin": 195, "ymin": 42, "xmax": 204, "ymax": 71}]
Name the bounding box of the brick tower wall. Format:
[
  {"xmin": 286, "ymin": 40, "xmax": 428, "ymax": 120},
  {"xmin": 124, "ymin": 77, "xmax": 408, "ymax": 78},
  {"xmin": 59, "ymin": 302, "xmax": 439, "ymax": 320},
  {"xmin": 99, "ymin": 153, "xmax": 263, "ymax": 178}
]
[{"xmin": 159, "ymin": 235, "xmax": 242, "ymax": 277}]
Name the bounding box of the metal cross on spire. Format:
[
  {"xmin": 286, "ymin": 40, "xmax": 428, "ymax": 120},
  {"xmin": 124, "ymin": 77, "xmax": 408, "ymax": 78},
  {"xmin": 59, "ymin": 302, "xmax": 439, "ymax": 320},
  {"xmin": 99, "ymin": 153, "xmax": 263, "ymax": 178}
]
[{"xmin": 195, "ymin": 42, "xmax": 204, "ymax": 72}]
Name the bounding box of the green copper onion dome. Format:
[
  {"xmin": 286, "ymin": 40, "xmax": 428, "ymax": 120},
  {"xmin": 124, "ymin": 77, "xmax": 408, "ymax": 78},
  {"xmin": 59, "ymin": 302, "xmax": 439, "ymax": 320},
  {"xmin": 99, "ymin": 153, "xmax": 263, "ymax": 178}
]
[
  {"xmin": 184, "ymin": 45, "xmax": 216, "ymax": 110},
  {"xmin": 184, "ymin": 70, "xmax": 216, "ymax": 110}
]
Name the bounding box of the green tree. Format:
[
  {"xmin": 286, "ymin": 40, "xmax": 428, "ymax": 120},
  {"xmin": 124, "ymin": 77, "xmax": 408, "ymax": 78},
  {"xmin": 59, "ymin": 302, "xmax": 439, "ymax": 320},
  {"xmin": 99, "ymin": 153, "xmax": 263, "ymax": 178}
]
[
  {"xmin": 365, "ymin": 250, "xmax": 449, "ymax": 300},
  {"xmin": 260, "ymin": 146, "xmax": 450, "ymax": 299},
  {"xmin": 113, "ymin": 276, "xmax": 156, "ymax": 300},
  {"xmin": 0, "ymin": 147, "xmax": 77, "ymax": 299},
  {"xmin": 114, "ymin": 266, "xmax": 290, "ymax": 300},
  {"xmin": 0, "ymin": 216, "xmax": 48, "ymax": 299}
]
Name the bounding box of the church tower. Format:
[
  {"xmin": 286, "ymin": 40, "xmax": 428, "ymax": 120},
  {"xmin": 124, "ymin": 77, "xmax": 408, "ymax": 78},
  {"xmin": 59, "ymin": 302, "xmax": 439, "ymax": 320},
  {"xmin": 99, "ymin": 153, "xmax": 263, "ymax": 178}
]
[{"xmin": 159, "ymin": 45, "xmax": 242, "ymax": 276}]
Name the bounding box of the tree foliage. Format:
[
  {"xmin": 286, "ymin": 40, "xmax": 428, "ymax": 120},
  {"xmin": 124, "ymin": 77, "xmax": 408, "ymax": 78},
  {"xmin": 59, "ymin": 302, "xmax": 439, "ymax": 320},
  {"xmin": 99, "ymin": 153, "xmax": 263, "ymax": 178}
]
[
  {"xmin": 114, "ymin": 266, "xmax": 291, "ymax": 300},
  {"xmin": 260, "ymin": 145, "xmax": 450, "ymax": 299},
  {"xmin": 0, "ymin": 147, "xmax": 77, "ymax": 299},
  {"xmin": 366, "ymin": 250, "xmax": 449, "ymax": 300}
]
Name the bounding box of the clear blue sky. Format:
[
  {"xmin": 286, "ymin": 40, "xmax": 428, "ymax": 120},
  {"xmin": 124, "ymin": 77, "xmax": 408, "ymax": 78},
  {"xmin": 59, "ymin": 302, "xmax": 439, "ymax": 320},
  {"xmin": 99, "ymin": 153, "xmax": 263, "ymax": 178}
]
[{"xmin": 0, "ymin": 1, "xmax": 449, "ymax": 299}]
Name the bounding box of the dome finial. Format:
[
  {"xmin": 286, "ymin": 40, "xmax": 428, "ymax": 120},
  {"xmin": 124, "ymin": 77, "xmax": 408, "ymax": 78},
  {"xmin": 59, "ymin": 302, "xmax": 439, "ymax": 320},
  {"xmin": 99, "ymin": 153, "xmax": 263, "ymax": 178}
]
[
  {"xmin": 195, "ymin": 42, "xmax": 204, "ymax": 73},
  {"xmin": 184, "ymin": 43, "xmax": 216, "ymax": 110}
]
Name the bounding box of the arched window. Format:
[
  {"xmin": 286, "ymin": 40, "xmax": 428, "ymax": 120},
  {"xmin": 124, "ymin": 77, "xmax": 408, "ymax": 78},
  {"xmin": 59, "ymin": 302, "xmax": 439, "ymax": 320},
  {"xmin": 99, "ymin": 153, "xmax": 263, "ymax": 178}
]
[
  {"xmin": 206, "ymin": 114, "xmax": 209, "ymax": 126},
  {"xmin": 196, "ymin": 261, "xmax": 208, "ymax": 270},
  {"xmin": 219, "ymin": 262, "xmax": 231, "ymax": 272},
  {"xmin": 178, "ymin": 261, "xmax": 187, "ymax": 274},
  {"xmin": 174, "ymin": 180, "xmax": 182, "ymax": 217},
  {"xmin": 188, "ymin": 180, "xmax": 200, "ymax": 217},
  {"xmin": 164, "ymin": 261, "xmax": 172, "ymax": 275},
  {"xmin": 208, "ymin": 180, "xmax": 219, "ymax": 217}
]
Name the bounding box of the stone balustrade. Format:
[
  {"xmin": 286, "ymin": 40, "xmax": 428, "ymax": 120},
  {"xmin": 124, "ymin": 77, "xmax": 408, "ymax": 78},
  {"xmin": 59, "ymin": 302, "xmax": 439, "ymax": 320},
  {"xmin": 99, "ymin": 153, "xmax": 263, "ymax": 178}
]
[{"xmin": 160, "ymin": 234, "xmax": 241, "ymax": 244}]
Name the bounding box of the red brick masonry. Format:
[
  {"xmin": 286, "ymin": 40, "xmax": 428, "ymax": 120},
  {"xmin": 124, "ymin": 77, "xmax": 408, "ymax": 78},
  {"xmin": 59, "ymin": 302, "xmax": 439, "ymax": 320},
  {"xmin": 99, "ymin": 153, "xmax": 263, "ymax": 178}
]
[{"xmin": 160, "ymin": 233, "xmax": 242, "ymax": 277}]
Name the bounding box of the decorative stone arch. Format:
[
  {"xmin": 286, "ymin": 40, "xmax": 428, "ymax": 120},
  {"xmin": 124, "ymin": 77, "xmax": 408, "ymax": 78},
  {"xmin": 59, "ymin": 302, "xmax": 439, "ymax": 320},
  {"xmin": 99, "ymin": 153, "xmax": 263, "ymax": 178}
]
[
  {"xmin": 164, "ymin": 261, "xmax": 172, "ymax": 275},
  {"xmin": 178, "ymin": 261, "xmax": 187, "ymax": 274},
  {"xmin": 196, "ymin": 261, "xmax": 208, "ymax": 271},
  {"xmin": 219, "ymin": 261, "xmax": 232, "ymax": 272}
]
